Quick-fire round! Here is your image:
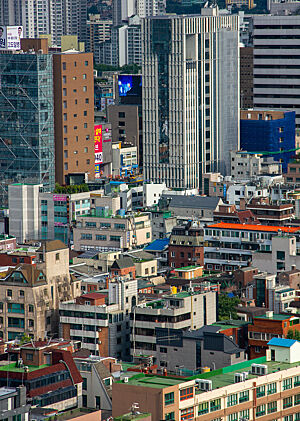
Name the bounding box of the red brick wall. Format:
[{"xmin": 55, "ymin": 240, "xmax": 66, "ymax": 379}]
[{"xmin": 169, "ymin": 245, "xmax": 204, "ymax": 269}]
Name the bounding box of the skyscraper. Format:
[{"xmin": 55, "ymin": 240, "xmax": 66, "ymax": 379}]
[
  {"xmin": 253, "ymin": 15, "xmax": 300, "ymax": 130},
  {"xmin": 0, "ymin": 47, "xmax": 55, "ymax": 206},
  {"xmin": 142, "ymin": 10, "xmax": 240, "ymax": 189}
]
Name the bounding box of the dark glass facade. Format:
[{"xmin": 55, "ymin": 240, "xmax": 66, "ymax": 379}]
[{"xmin": 0, "ymin": 52, "xmax": 55, "ymax": 206}]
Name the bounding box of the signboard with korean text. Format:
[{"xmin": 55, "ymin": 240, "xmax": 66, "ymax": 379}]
[{"xmin": 0, "ymin": 26, "xmax": 23, "ymax": 51}]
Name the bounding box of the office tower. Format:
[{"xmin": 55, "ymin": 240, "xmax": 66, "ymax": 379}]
[
  {"xmin": 253, "ymin": 16, "xmax": 300, "ymax": 129},
  {"xmin": 110, "ymin": 16, "xmax": 142, "ymax": 67},
  {"xmin": 86, "ymin": 14, "xmax": 112, "ymax": 63},
  {"xmin": 113, "ymin": 0, "xmax": 136, "ymax": 26},
  {"xmin": 53, "ymin": 51, "xmax": 94, "ymax": 185},
  {"xmin": 0, "ymin": 47, "xmax": 55, "ymax": 207},
  {"xmin": 240, "ymin": 46, "xmax": 253, "ymax": 109},
  {"xmin": 137, "ymin": 0, "xmax": 166, "ymax": 17},
  {"xmin": 142, "ymin": 11, "xmax": 240, "ymax": 189}
]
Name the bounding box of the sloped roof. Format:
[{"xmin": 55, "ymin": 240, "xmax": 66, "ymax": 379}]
[
  {"xmin": 37, "ymin": 240, "xmax": 68, "ymax": 252},
  {"xmin": 207, "ymin": 222, "xmax": 300, "ymax": 233},
  {"xmin": 268, "ymin": 338, "xmax": 297, "ymax": 348},
  {"xmin": 111, "ymin": 257, "xmax": 135, "ymax": 270},
  {"xmin": 145, "ymin": 238, "xmax": 170, "ymax": 252},
  {"xmin": 3, "ymin": 264, "xmax": 46, "ymax": 286},
  {"xmin": 165, "ymin": 195, "xmax": 221, "ymax": 210}
]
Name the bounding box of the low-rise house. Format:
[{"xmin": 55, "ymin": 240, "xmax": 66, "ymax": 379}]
[{"xmin": 248, "ymin": 310, "xmax": 300, "ymax": 359}]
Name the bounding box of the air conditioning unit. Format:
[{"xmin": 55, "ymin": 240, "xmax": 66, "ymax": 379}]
[
  {"xmin": 251, "ymin": 364, "xmax": 268, "ymax": 376},
  {"xmin": 195, "ymin": 379, "xmax": 212, "ymax": 391},
  {"xmin": 234, "ymin": 373, "xmax": 244, "ymax": 383},
  {"xmin": 7, "ymin": 297, "xmax": 12, "ymax": 301},
  {"xmin": 124, "ymin": 377, "xmax": 129, "ymax": 383}
]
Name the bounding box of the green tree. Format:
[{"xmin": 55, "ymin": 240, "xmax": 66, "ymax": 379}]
[
  {"xmin": 20, "ymin": 333, "xmax": 31, "ymax": 345},
  {"xmin": 218, "ymin": 294, "xmax": 240, "ymax": 321},
  {"xmin": 286, "ymin": 329, "xmax": 300, "ymax": 340}
]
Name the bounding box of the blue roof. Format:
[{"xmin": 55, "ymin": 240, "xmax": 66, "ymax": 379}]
[
  {"xmin": 267, "ymin": 338, "xmax": 297, "ymax": 348},
  {"xmin": 144, "ymin": 238, "xmax": 170, "ymax": 252}
]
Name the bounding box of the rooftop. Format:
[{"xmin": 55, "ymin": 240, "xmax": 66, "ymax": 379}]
[
  {"xmin": 268, "ymin": 338, "xmax": 297, "ymax": 348},
  {"xmin": 206, "ymin": 222, "xmax": 300, "ymax": 233},
  {"xmin": 120, "ymin": 356, "xmax": 300, "ymax": 392},
  {"xmin": 0, "ymin": 363, "xmax": 50, "ymax": 373},
  {"xmin": 174, "ymin": 265, "xmax": 201, "ymax": 271},
  {"xmin": 117, "ymin": 373, "xmax": 183, "ymax": 389},
  {"xmin": 254, "ymin": 314, "xmax": 296, "ymax": 321}
]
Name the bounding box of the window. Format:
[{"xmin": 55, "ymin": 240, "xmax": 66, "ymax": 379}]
[
  {"xmin": 28, "ymin": 319, "xmax": 34, "ymax": 327},
  {"xmin": 84, "ymin": 147, "xmax": 88, "ymax": 153},
  {"xmin": 283, "ymin": 397, "xmax": 293, "ymax": 409},
  {"xmin": 283, "ymin": 378, "xmax": 292, "ymax": 390},
  {"xmin": 84, "ymin": 123, "xmax": 87, "ymax": 128},
  {"xmin": 239, "ymin": 390, "xmax": 249, "ymax": 403},
  {"xmin": 85, "ymin": 60, "xmax": 88, "ymax": 66},
  {"xmin": 28, "ymin": 305, "xmax": 34, "ymax": 313},
  {"xmin": 180, "ymin": 387, "xmax": 193, "ymax": 401},
  {"xmin": 7, "ymin": 289, "xmax": 12, "ymax": 297},
  {"xmin": 84, "ymin": 110, "xmax": 87, "ymax": 116},
  {"xmin": 256, "ymin": 404, "xmax": 266, "ymax": 417},
  {"xmin": 63, "ymin": 62, "xmax": 66, "ymax": 70},
  {"xmin": 198, "ymin": 402, "xmax": 209, "ymax": 415},
  {"xmin": 165, "ymin": 413, "xmax": 175, "ymax": 421},
  {"xmin": 26, "ymin": 353, "xmax": 33, "ymax": 361},
  {"xmin": 227, "ymin": 393, "xmax": 238, "ymax": 407},
  {"xmin": 146, "ymin": 232, "xmax": 151, "ymax": 239},
  {"xmin": 256, "ymin": 385, "xmax": 265, "ymax": 398},
  {"xmin": 55, "ymin": 253, "xmax": 60, "ymax": 261},
  {"xmin": 96, "ymin": 235, "xmax": 107, "ymax": 241},
  {"xmin": 267, "ymin": 382, "xmax": 277, "ymax": 395},
  {"xmin": 266, "ymin": 401, "xmax": 277, "ymax": 414},
  {"xmin": 164, "ymin": 392, "xmax": 174, "ymax": 405},
  {"xmin": 295, "ymin": 394, "xmax": 300, "ymax": 405},
  {"xmin": 110, "ymin": 236, "xmax": 121, "ymax": 242},
  {"xmin": 83, "ymin": 74, "xmax": 87, "ymax": 79},
  {"xmin": 85, "ymin": 98, "xmax": 89, "ymax": 103},
  {"xmin": 19, "ymin": 290, "xmax": 24, "ymax": 297},
  {"xmin": 63, "ymin": 88, "xmax": 67, "ymax": 96},
  {"xmin": 82, "ymin": 378, "xmax": 87, "ymax": 390},
  {"xmin": 119, "ymin": 112, "xmax": 125, "ymax": 118},
  {"xmin": 64, "ymin": 138, "xmax": 68, "ymax": 146},
  {"xmin": 81, "ymin": 233, "xmax": 92, "ymax": 240},
  {"xmin": 63, "ymin": 100, "xmax": 67, "ymax": 109},
  {"xmin": 8, "ymin": 303, "xmax": 24, "ymax": 314},
  {"xmin": 63, "ymin": 75, "xmax": 66, "ymax": 84},
  {"xmin": 210, "ymin": 399, "xmax": 221, "ymax": 412},
  {"xmin": 181, "ymin": 407, "xmax": 193, "ymax": 420},
  {"xmin": 239, "ymin": 410, "xmax": 249, "ymax": 420},
  {"xmin": 227, "ymin": 413, "xmax": 238, "ymax": 421}
]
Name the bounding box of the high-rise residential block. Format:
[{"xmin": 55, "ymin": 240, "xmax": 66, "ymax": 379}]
[
  {"xmin": 142, "ymin": 11, "xmax": 240, "ymax": 189},
  {"xmin": 253, "ymin": 15, "xmax": 300, "ymax": 129},
  {"xmin": 53, "ymin": 52, "xmax": 94, "ymax": 185},
  {"xmin": 137, "ymin": 0, "xmax": 166, "ymax": 17},
  {"xmin": 0, "ymin": 49, "xmax": 55, "ymax": 207},
  {"xmin": 240, "ymin": 46, "xmax": 253, "ymax": 109}
]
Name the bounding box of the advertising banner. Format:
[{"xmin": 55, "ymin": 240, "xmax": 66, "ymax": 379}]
[
  {"xmin": 94, "ymin": 125, "xmax": 103, "ymax": 165},
  {"xmin": 0, "ymin": 26, "xmax": 23, "ymax": 50}
]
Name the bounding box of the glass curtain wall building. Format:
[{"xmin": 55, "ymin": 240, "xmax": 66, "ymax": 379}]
[
  {"xmin": 142, "ymin": 12, "xmax": 240, "ymax": 189},
  {"xmin": 0, "ymin": 52, "xmax": 55, "ymax": 207}
]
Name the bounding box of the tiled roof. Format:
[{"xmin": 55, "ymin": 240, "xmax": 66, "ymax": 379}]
[
  {"xmin": 207, "ymin": 222, "xmax": 300, "ymax": 233},
  {"xmin": 81, "ymin": 292, "xmax": 106, "ymax": 300}
]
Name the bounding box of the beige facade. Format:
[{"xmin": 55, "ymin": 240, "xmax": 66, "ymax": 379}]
[
  {"xmin": 74, "ymin": 213, "xmax": 152, "ymax": 251},
  {"xmin": 0, "ymin": 240, "xmax": 81, "ymax": 342}
]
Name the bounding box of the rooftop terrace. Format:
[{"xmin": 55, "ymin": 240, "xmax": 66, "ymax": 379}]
[
  {"xmin": 0, "ymin": 363, "xmax": 50, "ymax": 373},
  {"xmin": 120, "ymin": 356, "xmax": 300, "ymax": 391}
]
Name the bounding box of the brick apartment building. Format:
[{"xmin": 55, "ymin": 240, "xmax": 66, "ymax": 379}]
[
  {"xmin": 169, "ymin": 222, "xmax": 204, "ymax": 269},
  {"xmin": 53, "ymin": 51, "xmax": 94, "ymax": 185},
  {"xmin": 0, "ymin": 340, "xmax": 82, "ymax": 411},
  {"xmin": 113, "ymin": 338, "xmax": 300, "ymax": 421},
  {"xmin": 248, "ymin": 311, "xmax": 300, "ymax": 359}
]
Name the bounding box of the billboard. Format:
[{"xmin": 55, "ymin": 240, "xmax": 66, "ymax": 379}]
[
  {"xmin": 0, "ymin": 26, "xmax": 23, "ymax": 51},
  {"xmin": 118, "ymin": 75, "xmax": 142, "ymax": 102},
  {"xmin": 94, "ymin": 125, "xmax": 103, "ymax": 178}
]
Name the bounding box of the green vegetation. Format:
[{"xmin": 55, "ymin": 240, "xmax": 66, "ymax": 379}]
[
  {"xmin": 20, "ymin": 333, "xmax": 31, "ymax": 345},
  {"xmin": 286, "ymin": 329, "xmax": 300, "ymax": 340},
  {"xmin": 94, "ymin": 63, "xmax": 141, "ymax": 74},
  {"xmin": 54, "ymin": 183, "xmax": 89, "ymax": 194},
  {"xmin": 218, "ymin": 294, "xmax": 240, "ymax": 320}
]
